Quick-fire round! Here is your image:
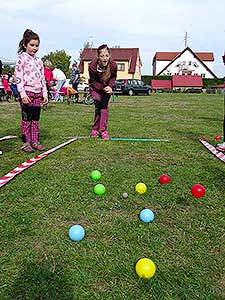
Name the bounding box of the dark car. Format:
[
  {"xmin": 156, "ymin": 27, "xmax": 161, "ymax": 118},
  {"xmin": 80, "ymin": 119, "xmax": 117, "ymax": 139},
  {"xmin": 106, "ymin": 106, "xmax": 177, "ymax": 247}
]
[{"xmin": 114, "ymin": 79, "xmax": 152, "ymax": 96}]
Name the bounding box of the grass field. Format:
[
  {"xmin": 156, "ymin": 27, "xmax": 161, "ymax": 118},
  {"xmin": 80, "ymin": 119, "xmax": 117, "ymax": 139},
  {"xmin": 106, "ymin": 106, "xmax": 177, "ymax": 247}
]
[{"xmin": 0, "ymin": 93, "xmax": 225, "ymax": 300}]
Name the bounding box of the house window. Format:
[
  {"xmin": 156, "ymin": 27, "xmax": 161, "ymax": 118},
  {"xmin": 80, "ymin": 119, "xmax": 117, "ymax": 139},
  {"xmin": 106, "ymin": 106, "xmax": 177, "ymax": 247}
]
[
  {"xmin": 117, "ymin": 63, "xmax": 125, "ymax": 71},
  {"xmin": 188, "ymin": 61, "xmax": 192, "ymax": 65},
  {"xmin": 201, "ymin": 73, "xmax": 205, "ymax": 78}
]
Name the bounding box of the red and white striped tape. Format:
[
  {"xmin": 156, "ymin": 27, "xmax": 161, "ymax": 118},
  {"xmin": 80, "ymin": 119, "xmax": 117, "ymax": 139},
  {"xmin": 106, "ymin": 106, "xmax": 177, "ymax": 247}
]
[
  {"xmin": 0, "ymin": 138, "xmax": 77, "ymax": 188},
  {"xmin": 199, "ymin": 139, "xmax": 225, "ymax": 163}
]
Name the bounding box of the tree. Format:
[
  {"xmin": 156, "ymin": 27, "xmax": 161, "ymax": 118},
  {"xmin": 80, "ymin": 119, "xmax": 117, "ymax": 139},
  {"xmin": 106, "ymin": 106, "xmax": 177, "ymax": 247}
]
[
  {"xmin": 42, "ymin": 50, "xmax": 71, "ymax": 77},
  {"xmin": 2, "ymin": 65, "xmax": 15, "ymax": 75}
]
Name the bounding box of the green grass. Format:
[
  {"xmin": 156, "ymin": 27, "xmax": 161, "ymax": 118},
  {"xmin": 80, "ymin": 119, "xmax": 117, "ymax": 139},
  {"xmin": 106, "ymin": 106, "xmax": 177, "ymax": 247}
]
[{"xmin": 0, "ymin": 93, "xmax": 225, "ymax": 300}]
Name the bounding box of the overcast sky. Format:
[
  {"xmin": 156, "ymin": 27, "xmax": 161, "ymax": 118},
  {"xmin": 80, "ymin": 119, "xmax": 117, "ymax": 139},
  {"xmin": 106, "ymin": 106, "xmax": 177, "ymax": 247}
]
[{"xmin": 1, "ymin": 0, "xmax": 225, "ymax": 76}]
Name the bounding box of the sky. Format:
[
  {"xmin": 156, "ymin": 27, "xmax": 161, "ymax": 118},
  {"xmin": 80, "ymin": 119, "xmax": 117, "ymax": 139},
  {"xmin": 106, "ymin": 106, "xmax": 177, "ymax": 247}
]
[{"xmin": 1, "ymin": 0, "xmax": 225, "ymax": 77}]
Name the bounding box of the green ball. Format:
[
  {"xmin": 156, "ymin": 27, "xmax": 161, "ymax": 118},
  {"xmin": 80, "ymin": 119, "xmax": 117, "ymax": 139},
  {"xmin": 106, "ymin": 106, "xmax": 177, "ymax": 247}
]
[
  {"xmin": 91, "ymin": 170, "xmax": 101, "ymax": 181},
  {"xmin": 94, "ymin": 184, "xmax": 106, "ymax": 195}
]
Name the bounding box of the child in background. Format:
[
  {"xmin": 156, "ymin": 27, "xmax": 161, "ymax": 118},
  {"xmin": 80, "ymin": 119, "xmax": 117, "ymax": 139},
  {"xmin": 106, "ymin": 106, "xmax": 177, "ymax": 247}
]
[
  {"xmin": 2, "ymin": 75, "xmax": 12, "ymax": 101},
  {"xmin": 70, "ymin": 63, "xmax": 80, "ymax": 102},
  {"xmin": 15, "ymin": 29, "xmax": 48, "ymax": 152},
  {"xmin": 43, "ymin": 60, "xmax": 55, "ymax": 108},
  {"xmin": 88, "ymin": 44, "xmax": 117, "ymax": 140}
]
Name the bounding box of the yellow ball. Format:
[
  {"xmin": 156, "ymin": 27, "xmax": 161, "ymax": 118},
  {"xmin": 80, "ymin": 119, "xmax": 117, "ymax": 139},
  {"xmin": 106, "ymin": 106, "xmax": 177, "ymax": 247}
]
[
  {"xmin": 135, "ymin": 182, "xmax": 147, "ymax": 194},
  {"xmin": 135, "ymin": 258, "xmax": 156, "ymax": 279}
]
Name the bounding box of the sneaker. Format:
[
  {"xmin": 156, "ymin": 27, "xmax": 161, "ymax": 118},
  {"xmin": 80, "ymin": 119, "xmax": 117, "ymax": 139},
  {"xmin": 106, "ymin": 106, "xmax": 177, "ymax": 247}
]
[
  {"xmin": 32, "ymin": 142, "xmax": 46, "ymax": 151},
  {"xmin": 101, "ymin": 131, "xmax": 109, "ymax": 140},
  {"xmin": 216, "ymin": 142, "xmax": 225, "ymax": 152},
  {"xmin": 21, "ymin": 143, "xmax": 35, "ymax": 153},
  {"xmin": 91, "ymin": 129, "xmax": 99, "ymax": 138}
]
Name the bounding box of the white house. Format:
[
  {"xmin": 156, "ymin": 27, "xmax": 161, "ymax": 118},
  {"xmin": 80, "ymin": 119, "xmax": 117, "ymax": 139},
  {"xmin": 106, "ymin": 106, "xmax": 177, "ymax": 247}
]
[{"xmin": 152, "ymin": 47, "xmax": 217, "ymax": 79}]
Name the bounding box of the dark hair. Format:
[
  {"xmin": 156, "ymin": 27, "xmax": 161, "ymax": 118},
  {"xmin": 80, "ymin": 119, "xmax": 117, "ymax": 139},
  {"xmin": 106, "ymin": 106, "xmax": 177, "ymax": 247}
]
[
  {"xmin": 97, "ymin": 44, "xmax": 110, "ymax": 56},
  {"xmin": 18, "ymin": 29, "xmax": 40, "ymax": 54},
  {"xmin": 72, "ymin": 63, "xmax": 77, "ymax": 67},
  {"xmin": 97, "ymin": 44, "xmax": 111, "ymax": 82}
]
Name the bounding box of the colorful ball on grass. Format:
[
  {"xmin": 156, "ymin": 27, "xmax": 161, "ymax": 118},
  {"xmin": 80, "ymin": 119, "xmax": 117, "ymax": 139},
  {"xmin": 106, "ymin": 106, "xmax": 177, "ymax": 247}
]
[
  {"xmin": 214, "ymin": 135, "xmax": 221, "ymax": 141},
  {"xmin": 139, "ymin": 208, "xmax": 154, "ymax": 223},
  {"xmin": 135, "ymin": 258, "xmax": 156, "ymax": 279},
  {"xmin": 122, "ymin": 192, "xmax": 128, "ymax": 199},
  {"xmin": 94, "ymin": 184, "xmax": 106, "ymax": 195},
  {"xmin": 91, "ymin": 170, "xmax": 101, "ymax": 181},
  {"xmin": 135, "ymin": 182, "xmax": 147, "ymax": 194},
  {"xmin": 69, "ymin": 225, "xmax": 85, "ymax": 241},
  {"xmin": 159, "ymin": 174, "xmax": 170, "ymax": 184},
  {"xmin": 191, "ymin": 184, "xmax": 206, "ymax": 198}
]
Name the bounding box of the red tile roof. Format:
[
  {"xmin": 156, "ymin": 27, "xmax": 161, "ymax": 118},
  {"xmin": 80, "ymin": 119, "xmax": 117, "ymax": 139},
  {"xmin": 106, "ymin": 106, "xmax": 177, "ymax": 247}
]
[
  {"xmin": 79, "ymin": 48, "xmax": 140, "ymax": 73},
  {"xmin": 154, "ymin": 51, "xmax": 214, "ymax": 61},
  {"xmin": 151, "ymin": 79, "xmax": 172, "ymax": 89},
  {"xmin": 172, "ymin": 75, "xmax": 203, "ymax": 88}
]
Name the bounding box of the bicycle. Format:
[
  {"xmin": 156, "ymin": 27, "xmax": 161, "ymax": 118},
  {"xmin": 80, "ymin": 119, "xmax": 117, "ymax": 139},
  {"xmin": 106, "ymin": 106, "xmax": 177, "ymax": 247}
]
[{"xmin": 80, "ymin": 88, "xmax": 94, "ymax": 105}]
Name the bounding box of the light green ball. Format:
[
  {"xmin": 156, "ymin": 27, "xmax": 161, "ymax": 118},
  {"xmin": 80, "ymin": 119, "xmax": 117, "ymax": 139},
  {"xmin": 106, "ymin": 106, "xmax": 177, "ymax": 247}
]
[
  {"xmin": 94, "ymin": 184, "xmax": 106, "ymax": 195},
  {"xmin": 91, "ymin": 170, "xmax": 101, "ymax": 181}
]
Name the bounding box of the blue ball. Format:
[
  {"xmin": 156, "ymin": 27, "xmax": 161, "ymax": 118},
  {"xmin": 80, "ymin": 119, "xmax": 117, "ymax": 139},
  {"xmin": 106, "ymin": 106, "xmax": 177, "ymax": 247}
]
[
  {"xmin": 139, "ymin": 209, "xmax": 154, "ymax": 223},
  {"xmin": 69, "ymin": 225, "xmax": 85, "ymax": 241}
]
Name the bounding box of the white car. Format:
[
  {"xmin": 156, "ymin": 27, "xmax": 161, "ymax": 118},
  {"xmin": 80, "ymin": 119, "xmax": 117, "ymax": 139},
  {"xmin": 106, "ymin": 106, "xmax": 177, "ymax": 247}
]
[
  {"xmin": 63, "ymin": 79, "xmax": 88, "ymax": 92},
  {"xmin": 78, "ymin": 82, "xmax": 89, "ymax": 92}
]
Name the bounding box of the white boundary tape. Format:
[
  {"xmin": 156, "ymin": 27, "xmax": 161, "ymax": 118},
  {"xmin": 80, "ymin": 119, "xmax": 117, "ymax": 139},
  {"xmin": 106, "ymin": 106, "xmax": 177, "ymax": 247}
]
[
  {"xmin": 0, "ymin": 138, "xmax": 77, "ymax": 188},
  {"xmin": 0, "ymin": 135, "xmax": 17, "ymax": 142}
]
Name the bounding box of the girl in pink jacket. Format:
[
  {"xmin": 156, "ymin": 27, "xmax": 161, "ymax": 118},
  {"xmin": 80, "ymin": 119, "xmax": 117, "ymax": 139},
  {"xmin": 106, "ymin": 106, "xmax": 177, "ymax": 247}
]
[{"xmin": 15, "ymin": 29, "xmax": 48, "ymax": 153}]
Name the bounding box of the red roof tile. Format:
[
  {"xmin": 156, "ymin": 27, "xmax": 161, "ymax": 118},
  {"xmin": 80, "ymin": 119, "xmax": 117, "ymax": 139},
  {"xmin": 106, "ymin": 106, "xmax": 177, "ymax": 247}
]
[
  {"xmin": 79, "ymin": 48, "xmax": 139, "ymax": 73},
  {"xmin": 154, "ymin": 51, "xmax": 214, "ymax": 61},
  {"xmin": 172, "ymin": 75, "xmax": 203, "ymax": 88},
  {"xmin": 151, "ymin": 80, "xmax": 172, "ymax": 89}
]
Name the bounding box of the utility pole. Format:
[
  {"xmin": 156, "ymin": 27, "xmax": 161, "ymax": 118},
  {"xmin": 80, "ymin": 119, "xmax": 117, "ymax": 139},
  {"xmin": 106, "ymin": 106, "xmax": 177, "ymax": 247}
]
[{"xmin": 184, "ymin": 32, "xmax": 188, "ymax": 48}]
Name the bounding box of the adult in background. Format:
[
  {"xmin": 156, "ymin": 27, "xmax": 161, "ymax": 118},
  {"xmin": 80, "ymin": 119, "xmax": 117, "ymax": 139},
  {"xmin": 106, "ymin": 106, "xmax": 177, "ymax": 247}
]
[
  {"xmin": 88, "ymin": 44, "xmax": 117, "ymax": 140},
  {"xmin": 70, "ymin": 63, "xmax": 80, "ymax": 102},
  {"xmin": 52, "ymin": 67, "xmax": 66, "ymax": 102}
]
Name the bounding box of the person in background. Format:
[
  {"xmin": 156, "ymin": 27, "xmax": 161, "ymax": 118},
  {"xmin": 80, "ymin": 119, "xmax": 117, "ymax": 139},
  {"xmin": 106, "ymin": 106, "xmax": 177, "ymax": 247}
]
[
  {"xmin": 15, "ymin": 29, "xmax": 48, "ymax": 153},
  {"xmin": 2, "ymin": 74, "xmax": 12, "ymax": 101},
  {"xmin": 88, "ymin": 44, "xmax": 117, "ymax": 140},
  {"xmin": 70, "ymin": 63, "xmax": 80, "ymax": 102},
  {"xmin": 43, "ymin": 60, "xmax": 55, "ymax": 108},
  {"xmin": 52, "ymin": 67, "xmax": 66, "ymax": 102}
]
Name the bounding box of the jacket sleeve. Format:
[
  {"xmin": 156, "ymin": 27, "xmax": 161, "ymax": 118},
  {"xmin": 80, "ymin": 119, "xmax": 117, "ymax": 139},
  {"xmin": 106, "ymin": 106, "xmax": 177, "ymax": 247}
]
[
  {"xmin": 88, "ymin": 64, "xmax": 104, "ymax": 92},
  {"xmin": 15, "ymin": 56, "xmax": 27, "ymax": 99},
  {"xmin": 107, "ymin": 62, "xmax": 117, "ymax": 88}
]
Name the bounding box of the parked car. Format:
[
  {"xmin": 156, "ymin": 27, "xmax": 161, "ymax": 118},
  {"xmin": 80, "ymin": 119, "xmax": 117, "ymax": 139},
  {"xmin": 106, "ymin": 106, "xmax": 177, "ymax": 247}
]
[
  {"xmin": 63, "ymin": 79, "xmax": 89, "ymax": 92},
  {"xmin": 78, "ymin": 82, "xmax": 89, "ymax": 92},
  {"xmin": 114, "ymin": 79, "xmax": 152, "ymax": 96}
]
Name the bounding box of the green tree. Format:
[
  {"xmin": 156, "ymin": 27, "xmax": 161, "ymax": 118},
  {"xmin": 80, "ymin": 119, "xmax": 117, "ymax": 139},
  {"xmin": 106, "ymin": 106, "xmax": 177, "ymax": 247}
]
[
  {"xmin": 42, "ymin": 50, "xmax": 71, "ymax": 77},
  {"xmin": 2, "ymin": 65, "xmax": 15, "ymax": 75}
]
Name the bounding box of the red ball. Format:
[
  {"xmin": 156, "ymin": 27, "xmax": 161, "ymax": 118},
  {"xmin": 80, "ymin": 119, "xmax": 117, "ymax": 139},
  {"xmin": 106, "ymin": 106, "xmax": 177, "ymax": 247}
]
[
  {"xmin": 159, "ymin": 174, "xmax": 170, "ymax": 184},
  {"xmin": 191, "ymin": 184, "xmax": 206, "ymax": 198},
  {"xmin": 215, "ymin": 135, "xmax": 221, "ymax": 141}
]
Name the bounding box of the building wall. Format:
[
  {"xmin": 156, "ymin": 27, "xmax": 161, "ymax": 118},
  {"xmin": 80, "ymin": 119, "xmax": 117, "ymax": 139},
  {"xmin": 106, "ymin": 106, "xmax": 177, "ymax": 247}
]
[
  {"xmin": 155, "ymin": 51, "xmax": 215, "ymax": 79},
  {"xmin": 81, "ymin": 58, "xmax": 141, "ymax": 83}
]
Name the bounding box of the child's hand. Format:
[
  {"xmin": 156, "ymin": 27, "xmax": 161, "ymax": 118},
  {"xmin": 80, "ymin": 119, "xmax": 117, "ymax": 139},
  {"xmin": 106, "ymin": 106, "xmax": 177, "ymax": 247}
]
[
  {"xmin": 22, "ymin": 96, "xmax": 31, "ymax": 104},
  {"xmin": 104, "ymin": 86, "xmax": 112, "ymax": 94},
  {"xmin": 43, "ymin": 97, "xmax": 48, "ymax": 104}
]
